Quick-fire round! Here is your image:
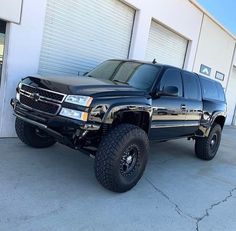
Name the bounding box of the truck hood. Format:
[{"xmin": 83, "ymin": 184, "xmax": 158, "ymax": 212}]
[{"xmin": 21, "ymin": 75, "xmax": 147, "ymax": 97}]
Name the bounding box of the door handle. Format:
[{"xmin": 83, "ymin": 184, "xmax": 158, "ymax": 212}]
[{"xmin": 181, "ymin": 104, "xmax": 187, "ymax": 110}]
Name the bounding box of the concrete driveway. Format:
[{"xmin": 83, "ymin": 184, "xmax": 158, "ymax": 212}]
[{"xmin": 0, "ymin": 127, "xmax": 236, "ymax": 231}]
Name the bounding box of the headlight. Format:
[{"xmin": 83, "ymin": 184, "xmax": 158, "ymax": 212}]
[
  {"xmin": 59, "ymin": 108, "xmax": 88, "ymax": 121},
  {"xmin": 65, "ymin": 95, "xmax": 93, "ymax": 107}
]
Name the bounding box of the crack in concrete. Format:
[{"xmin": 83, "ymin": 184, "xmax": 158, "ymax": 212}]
[
  {"xmin": 0, "ymin": 206, "xmax": 64, "ymax": 224},
  {"xmin": 145, "ymin": 177, "xmax": 236, "ymax": 231},
  {"xmin": 23, "ymin": 205, "xmax": 64, "ymax": 221},
  {"xmin": 145, "ymin": 177, "xmax": 194, "ymax": 220},
  {"xmin": 195, "ymin": 187, "xmax": 236, "ymax": 231}
]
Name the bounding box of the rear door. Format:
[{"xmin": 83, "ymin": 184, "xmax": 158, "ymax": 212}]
[
  {"xmin": 150, "ymin": 68, "xmax": 187, "ymax": 140},
  {"xmin": 181, "ymin": 71, "xmax": 203, "ymax": 135}
]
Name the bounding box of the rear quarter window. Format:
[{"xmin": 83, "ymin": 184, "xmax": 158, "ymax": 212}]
[
  {"xmin": 182, "ymin": 71, "xmax": 201, "ymax": 100},
  {"xmin": 215, "ymin": 82, "xmax": 226, "ymax": 102},
  {"xmin": 200, "ymin": 76, "xmax": 225, "ymax": 102}
]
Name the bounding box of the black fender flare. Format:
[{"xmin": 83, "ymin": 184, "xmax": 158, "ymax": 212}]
[
  {"xmin": 201, "ymin": 111, "xmax": 226, "ymax": 137},
  {"xmin": 102, "ymin": 103, "xmax": 153, "ymax": 129}
]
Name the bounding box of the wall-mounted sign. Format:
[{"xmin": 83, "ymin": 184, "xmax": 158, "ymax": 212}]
[
  {"xmin": 200, "ymin": 64, "xmax": 211, "ymax": 76},
  {"xmin": 215, "ymin": 71, "xmax": 225, "ymax": 81}
]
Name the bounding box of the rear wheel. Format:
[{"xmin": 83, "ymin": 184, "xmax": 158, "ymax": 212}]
[
  {"xmin": 95, "ymin": 124, "xmax": 149, "ymax": 193},
  {"xmin": 195, "ymin": 124, "xmax": 222, "ymax": 160},
  {"xmin": 15, "ymin": 118, "xmax": 56, "ymax": 148}
]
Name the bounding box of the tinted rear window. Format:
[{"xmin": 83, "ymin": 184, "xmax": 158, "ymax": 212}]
[
  {"xmin": 199, "ymin": 76, "xmax": 225, "ymax": 101},
  {"xmin": 182, "ymin": 71, "xmax": 201, "ymax": 100},
  {"xmin": 160, "ymin": 69, "xmax": 183, "ymax": 97},
  {"xmin": 215, "ymin": 82, "xmax": 226, "ymax": 101}
]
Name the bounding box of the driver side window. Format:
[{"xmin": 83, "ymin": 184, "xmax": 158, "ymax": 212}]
[{"xmin": 159, "ymin": 69, "xmax": 183, "ymax": 97}]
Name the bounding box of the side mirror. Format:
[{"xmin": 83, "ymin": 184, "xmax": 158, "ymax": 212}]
[{"xmin": 157, "ymin": 86, "xmax": 179, "ymax": 97}]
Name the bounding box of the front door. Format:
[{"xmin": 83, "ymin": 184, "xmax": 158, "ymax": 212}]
[{"xmin": 149, "ymin": 68, "xmax": 187, "ymax": 140}]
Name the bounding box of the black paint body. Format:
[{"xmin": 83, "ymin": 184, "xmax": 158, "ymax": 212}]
[{"xmin": 11, "ymin": 60, "xmax": 227, "ymax": 154}]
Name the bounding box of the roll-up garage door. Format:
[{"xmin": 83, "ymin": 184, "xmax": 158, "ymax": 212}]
[
  {"xmin": 226, "ymin": 67, "xmax": 236, "ymax": 125},
  {"xmin": 146, "ymin": 21, "xmax": 188, "ymax": 68},
  {"xmin": 39, "ymin": 0, "xmax": 135, "ymax": 75}
]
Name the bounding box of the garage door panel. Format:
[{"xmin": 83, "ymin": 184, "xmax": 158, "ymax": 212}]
[
  {"xmin": 39, "ymin": 0, "xmax": 135, "ymax": 75},
  {"xmin": 146, "ymin": 21, "xmax": 188, "ymax": 68},
  {"xmin": 226, "ymin": 68, "xmax": 236, "ymax": 125}
]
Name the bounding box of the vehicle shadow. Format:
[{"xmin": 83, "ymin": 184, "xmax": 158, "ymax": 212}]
[{"xmin": 11, "ymin": 138, "xmax": 197, "ymax": 192}]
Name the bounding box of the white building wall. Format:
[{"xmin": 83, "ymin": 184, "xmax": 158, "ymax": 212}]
[
  {"xmin": 0, "ymin": 0, "xmax": 23, "ymax": 23},
  {"xmin": 0, "ymin": 0, "xmax": 235, "ymax": 136},
  {"xmin": 226, "ymin": 67, "xmax": 236, "ymax": 125},
  {"xmin": 225, "ymin": 47, "xmax": 236, "ymax": 125},
  {"xmin": 193, "ymin": 15, "xmax": 235, "ymax": 89},
  {"xmin": 124, "ymin": 0, "xmax": 203, "ymax": 70},
  {"xmin": 233, "ymin": 50, "xmax": 236, "ymax": 66},
  {"xmin": 0, "ymin": 0, "xmax": 47, "ymax": 137},
  {"xmin": 0, "ymin": 0, "xmax": 204, "ymax": 137}
]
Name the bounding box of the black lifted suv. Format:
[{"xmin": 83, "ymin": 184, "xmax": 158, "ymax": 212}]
[{"xmin": 11, "ymin": 59, "xmax": 227, "ymax": 192}]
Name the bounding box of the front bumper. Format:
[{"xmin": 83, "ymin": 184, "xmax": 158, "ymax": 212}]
[
  {"xmin": 11, "ymin": 98, "xmax": 100, "ymax": 131},
  {"xmin": 11, "ymin": 98, "xmax": 101, "ymax": 154}
]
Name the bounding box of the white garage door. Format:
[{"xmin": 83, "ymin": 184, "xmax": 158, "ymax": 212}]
[
  {"xmin": 39, "ymin": 0, "xmax": 135, "ymax": 76},
  {"xmin": 146, "ymin": 21, "xmax": 188, "ymax": 68},
  {"xmin": 226, "ymin": 67, "xmax": 236, "ymax": 125}
]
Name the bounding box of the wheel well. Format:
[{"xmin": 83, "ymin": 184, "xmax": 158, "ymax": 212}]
[
  {"xmin": 214, "ymin": 116, "xmax": 225, "ymax": 129},
  {"xmin": 112, "ymin": 111, "xmax": 150, "ymax": 133}
]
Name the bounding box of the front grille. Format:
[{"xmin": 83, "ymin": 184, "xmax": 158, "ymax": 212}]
[
  {"xmin": 21, "ymin": 84, "xmax": 64, "ymax": 102},
  {"xmin": 20, "ymin": 94, "xmax": 60, "ymax": 115},
  {"xmin": 19, "ymin": 84, "xmax": 66, "ymax": 115}
]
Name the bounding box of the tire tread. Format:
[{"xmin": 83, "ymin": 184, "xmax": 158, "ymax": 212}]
[
  {"xmin": 195, "ymin": 123, "xmax": 221, "ymax": 160},
  {"xmin": 15, "ymin": 118, "xmax": 56, "ymax": 148},
  {"xmin": 95, "ymin": 124, "xmax": 149, "ymax": 192}
]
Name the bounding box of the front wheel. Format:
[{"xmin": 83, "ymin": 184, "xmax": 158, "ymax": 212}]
[
  {"xmin": 95, "ymin": 124, "xmax": 149, "ymax": 193},
  {"xmin": 15, "ymin": 118, "xmax": 56, "ymax": 148},
  {"xmin": 195, "ymin": 124, "xmax": 222, "ymax": 160}
]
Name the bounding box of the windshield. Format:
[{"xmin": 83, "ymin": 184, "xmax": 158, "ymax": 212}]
[{"xmin": 86, "ymin": 60, "xmax": 161, "ymax": 91}]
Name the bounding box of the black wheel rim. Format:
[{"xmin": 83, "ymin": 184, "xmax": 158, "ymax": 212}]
[
  {"xmin": 210, "ymin": 133, "xmax": 218, "ymax": 153},
  {"xmin": 120, "ymin": 144, "xmax": 139, "ymax": 177}
]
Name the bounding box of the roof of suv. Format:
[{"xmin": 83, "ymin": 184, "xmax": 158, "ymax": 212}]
[{"xmin": 108, "ymin": 58, "xmax": 193, "ymax": 74}]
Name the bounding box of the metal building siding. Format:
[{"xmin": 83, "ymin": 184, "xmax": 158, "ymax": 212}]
[
  {"xmin": 146, "ymin": 21, "xmax": 188, "ymax": 68},
  {"xmin": 39, "ymin": 0, "xmax": 135, "ymax": 76},
  {"xmin": 226, "ymin": 67, "xmax": 236, "ymax": 125}
]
